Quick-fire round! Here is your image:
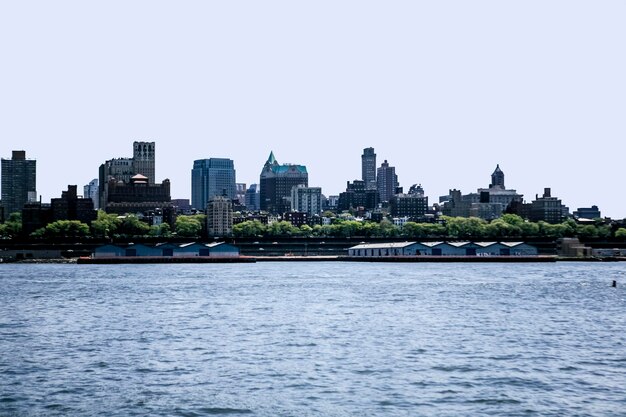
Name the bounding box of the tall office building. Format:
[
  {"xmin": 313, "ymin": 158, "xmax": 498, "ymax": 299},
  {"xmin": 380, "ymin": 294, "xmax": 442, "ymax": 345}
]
[
  {"xmin": 133, "ymin": 142, "xmax": 156, "ymax": 185},
  {"xmin": 191, "ymin": 158, "xmax": 236, "ymax": 210},
  {"xmin": 206, "ymin": 195, "xmax": 233, "ymax": 237},
  {"xmin": 84, "ymin": 179, "xmax": 99, "ymax": 210},
  {"xmin": 376, "ymin": 160, "xmax": 399, "ymax": 203},
  {"xmin": 361, "ymin": 147, "xmax": 377, "ymax": 190},
  {"xmin": 1, "ymin": 150, "xmax": 37, "ymax": 215},
  {"xmin": 245, "ymin": 184, "xmax": 260, "ymax": 211},
  {"xmin": 260, "ymin": 151, "xmax": 308, "ymax": 214}
]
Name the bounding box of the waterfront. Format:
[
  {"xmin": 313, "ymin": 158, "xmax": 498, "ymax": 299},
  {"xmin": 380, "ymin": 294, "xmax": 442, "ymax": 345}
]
[{"xmin": 1, "ymin": 263, "xmax": 625, "ymax": 416}]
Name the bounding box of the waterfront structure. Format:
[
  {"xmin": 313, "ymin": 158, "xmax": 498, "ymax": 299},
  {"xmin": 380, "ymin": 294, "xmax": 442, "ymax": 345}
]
[
  {"xmin": 390, "ymin": 184, "xmax": 428, "ymax": 219},
  {"xmin": 83, "ymin": 179, "xmax": 99, "ymax": 210},
  {"xmin": 361, "ymin": 147, "xmax": 377, "ymax": 190},
  {"xmin": 259, "ymin": 152, "xmax": 308, "ymax": 214},
  {"xmin": 290, "ymin": 185, "xmax": 322, "ymax": 216},
  {"xmin": 94, "ymin": 242, "xmax": 240, "ymax": 258},
  {"xmin": 348, "ymin": 241, "xmax": 538, "ymax": 257},
  {"xmin": 245, "ymin": 184, "xmax": 260, "ymax": 211},
  {"xmin": 338, "ymin": 180, "xmax": 379, "ymax": 211},
  {"xmin": 573, "ymin": 205, "xmax": 601, "ymax": 219},
  {"xmin": 376, "ymin": 160, "xmax": 399, "ymax": 203},
  {"xmin": 98, "ymin": 141, "xmax": 156, "ymax": 208},
  {"xmin": 206, "ymin": 195, "xmax": 233, "ymax": 237},
  {"xmin": 191, "ymin": 158, "xmax": 236, "ymax": 210},
  {"xmin": 1, "ymin": 150, "xmax": 37, "ymax": 215}
]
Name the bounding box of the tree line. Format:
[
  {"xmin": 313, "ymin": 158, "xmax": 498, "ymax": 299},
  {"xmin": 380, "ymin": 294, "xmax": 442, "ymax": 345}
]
[{"xmin": 1, "ymin": 211, "xmax": 625, "ymax": 240}]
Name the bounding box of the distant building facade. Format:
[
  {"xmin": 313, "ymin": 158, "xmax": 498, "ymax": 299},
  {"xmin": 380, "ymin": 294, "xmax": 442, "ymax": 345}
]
[
  {"xmin": 206, "ymin": 195, "xmax": 233, "ymax": 237},
  {"xmin": 191, "ymin": 158, "xmax": 236, "ymax": 210},
  {"xmin": 259, "ymin": 152, "xmax": 308, "ymax": 214},
  {"xmin": 338, "ymin": 180, "xmax": 379, "ymax": 211},
  {"xmin": 99, "ymin": 141, "xmax": 156, "ymax": 208},
  {"xmin": 377, "ymin": 160, "xmax": 399, "ymax": 203},
  {"xmin": 104, "ymin": 175, "xmax": 174, "ymax": 224},
  {"xmin": 244, "ymin": 184, "xmax": 260, "ymax": 211},
  {"xmin": 1, "ymin": 150, "xmax": 37, "ymax": 215},
  {"xmin": 529, "ymin": 188, "xmax": 568, "ymax": 224},
  {"xmin": 84, "ymin": 179, "xmax": 99, "ymax": 210},
  {"xmin": 441, "ymin": 165, "xmax": 523, "ymax": 220},
  {"xmin": 574, "ymin": 205, "xmax": 601, "ymax": 219},
  {"xmin": 361, "ymin": 147, "xmax": 377, "ymax": 190},
  {"xmin": 291, "ymin": 185, "xmax": 322, "ymax": 216},
  {"xmin": 390, "ymin": 184, "xmax": 428, "ymax": 219},
  {"xmin": 22, "ymin": 185, "xmax": 96, "ymax": 236}
]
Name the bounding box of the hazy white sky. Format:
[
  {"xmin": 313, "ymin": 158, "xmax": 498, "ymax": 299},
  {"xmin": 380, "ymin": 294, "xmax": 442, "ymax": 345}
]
[{"xmin": 1, "ymin": 1, "xmax": 625, "ymax": 217}]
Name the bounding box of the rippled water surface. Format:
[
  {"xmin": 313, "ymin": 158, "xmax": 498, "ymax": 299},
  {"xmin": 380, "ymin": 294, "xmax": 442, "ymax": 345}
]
[{"xmin": 1, "ymin": 262, "xmax": 625, "ymax": 416}]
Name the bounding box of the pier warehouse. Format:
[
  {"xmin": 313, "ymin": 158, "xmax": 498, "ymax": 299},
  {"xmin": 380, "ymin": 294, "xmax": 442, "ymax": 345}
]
[{"xmin": 347, "ymin": 242, "xmax": 538, "ymax": 257}]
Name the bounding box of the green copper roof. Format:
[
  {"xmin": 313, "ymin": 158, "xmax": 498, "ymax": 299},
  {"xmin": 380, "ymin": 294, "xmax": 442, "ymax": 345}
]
[{"xmin": 267, "ymin": 151, "xmax": 277, "ymax": 165}]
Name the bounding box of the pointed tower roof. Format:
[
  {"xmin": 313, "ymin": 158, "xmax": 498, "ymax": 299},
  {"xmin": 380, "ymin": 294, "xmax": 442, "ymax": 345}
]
[
  {"xmin": 266, "ymin": 151, "xmax": 278, "ymax": 165},
  {"xmin": 492, "ymin": 164, "xmax": 503, "ymax": 174}
]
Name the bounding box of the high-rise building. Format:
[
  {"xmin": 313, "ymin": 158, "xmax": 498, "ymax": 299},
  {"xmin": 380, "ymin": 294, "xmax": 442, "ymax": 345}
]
[
  {"xmin": 361, "ymin": 147, "xmax": 377, "ymax": 190},
  {"xmin": 236, "ymin": 183, "xmax": 247, "ymax": 205},
  {"xmin": 259, "ymin": 151, "xmax": 308, "ymax": 214},
  {"xmin": 376, "ymin": 160, "xmax": 399, "ymax": 203},
  {"xmin": 84, "ymin": 179, "xmax": 99, "ymax": 210},
  {"xmin": 133, "ymin": 142, "xmax": 156, "ymax": 185},
  {"xmin": 206, "ymin": 195, "xmax": 233, "ymax": 237},
  {"xmin": 1, "ymin": 150, "xmax": 37, "ymax": 215},
  {"xmin": 191, "ymin": 158, "xmax": 236, "ymax": 210},
  {"xmin": 291, "ymin": 185, "xmax": 322, "ymax": 216},
  {"xmin": 99, "ymin": 141, "xmax": 156, "ymax": 208},
  {"xmin": 245, "ymin": 184, "xmax": 260, "ymax": 211}
]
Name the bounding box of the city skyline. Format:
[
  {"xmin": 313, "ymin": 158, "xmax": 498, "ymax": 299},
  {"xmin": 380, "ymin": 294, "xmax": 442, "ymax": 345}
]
[{"xmin": 1, "ymin": 2, "xmax": 625, "ymax": 217}]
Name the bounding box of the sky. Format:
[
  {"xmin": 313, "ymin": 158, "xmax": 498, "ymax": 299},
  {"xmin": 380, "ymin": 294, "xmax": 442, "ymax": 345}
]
[{"xmin": 1, "ymin": 1, "xmax": 625, "ymax": 218}]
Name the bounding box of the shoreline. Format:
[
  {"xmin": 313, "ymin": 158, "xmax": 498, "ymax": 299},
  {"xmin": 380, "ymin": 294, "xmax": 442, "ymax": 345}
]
[{"xmin": 4, "ymin": 255, "xmax": 626, "ymax": 264}]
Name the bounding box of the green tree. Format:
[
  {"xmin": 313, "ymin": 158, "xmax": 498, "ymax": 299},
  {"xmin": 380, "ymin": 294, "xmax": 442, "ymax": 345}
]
[
  {"xmin": 233, "ymin": 220, "xmax": 267, "ymax": 237},
  {"xmin": 299, "ymin": 224, "xmax": 313, "ymax": 237},
  {"xmin": 33, "ymin": 220, "xmax": 91, "ymax": 238},
  {"xmin": 91, "ymin": 210, "xmax": 121, "ymax": 238},
  {"xmin": 118, "ymin": 215, "xmax": 151, "ymax": 236},
  {"xmin": 149, "ymin": 222, "xmax": 172, "ymax": 237},
  {"xmin": 615, "ymin": 228, "xmax": 626, "ymax": 238},
  {"xmin": 379, "ymin": 219, "xmax": 399, "ymax": 237},
  {"xmin": 175, "ymin": 215, "xmax": 203, "ymax": 237},
  {"xmin": 3, "ymin": 212, "xmax": 22, "ymax": 237},
  {"xmin": 267, "ymin": 221, "xmax": 300, "ymax": 237}
]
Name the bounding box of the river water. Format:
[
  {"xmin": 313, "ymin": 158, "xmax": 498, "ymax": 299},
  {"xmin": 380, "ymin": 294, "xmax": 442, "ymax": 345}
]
[{"xmin": 1, "ymin": 262, "xmax": 625, "ymax": 416}]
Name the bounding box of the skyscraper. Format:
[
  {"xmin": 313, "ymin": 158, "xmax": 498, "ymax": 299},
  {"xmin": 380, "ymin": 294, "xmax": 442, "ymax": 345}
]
[
  {"xmin": 133, "ymin": 142, "xmax": 156, "ymax": 185},
  {"xmin": 191, "ymin": 158, "xmax": 236, "ymax": 210},
  {"xmin": 1, "ymin": 150, "xmax": 37, "ymax": 215},
  {"xmin": 259, "ymin": 151, "xmax": 308, "ymax": 214},
  {"xmin": 361, "ymin": 147, "xmax": 377, "ymax": 190},
  {"xmin": 376, "ymin": 160, "xmax": 399, "ymax": 203},
  {"xmin": 245, "ymin": 184, "xmax": 260, "ymax": 211}
]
